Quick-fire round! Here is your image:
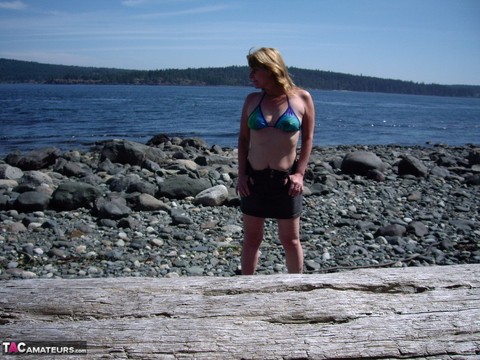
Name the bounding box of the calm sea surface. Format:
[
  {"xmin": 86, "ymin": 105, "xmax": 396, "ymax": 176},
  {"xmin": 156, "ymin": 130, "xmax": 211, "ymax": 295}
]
[{"xmin": 1, "ymin": 84, "xmax": 479, "ymax": 156}]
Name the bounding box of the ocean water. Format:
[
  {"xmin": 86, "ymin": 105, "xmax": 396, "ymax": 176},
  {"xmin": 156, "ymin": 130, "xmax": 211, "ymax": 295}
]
[{"xmin": 0, "ymin": 84, "xmax": 479, "ymax": 156}]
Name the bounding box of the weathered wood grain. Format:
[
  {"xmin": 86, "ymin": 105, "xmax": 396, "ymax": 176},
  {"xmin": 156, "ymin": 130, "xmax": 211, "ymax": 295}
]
[{"xmin": 1, "ymin": 264, "xmax": 479, "ymax": 359}]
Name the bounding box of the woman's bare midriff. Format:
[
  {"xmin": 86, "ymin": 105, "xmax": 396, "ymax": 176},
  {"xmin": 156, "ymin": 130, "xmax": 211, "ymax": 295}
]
[{"xmin": 247, "ymin": 128, "xmax": 300, "ymax": 171}]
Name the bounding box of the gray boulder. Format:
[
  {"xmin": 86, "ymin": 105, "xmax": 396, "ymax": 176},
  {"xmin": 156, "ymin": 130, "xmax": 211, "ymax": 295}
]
[
  {"xmin": 19, "ymin": 171, "xmax": 54, "ymax": 187},
  {"xmin": 100, "ymin": 139, "xmax": 166, "ymax": 166},
  {"xmin": 158, "ymin": 175, "xmax": 211, "ymax": 199},
  {"xmin": 375, "ymin": 224, "xmax": 407, "ymax": 237},
  {"xmin": 13, "ymin": 191, "xmax": 50, "ymax": 212},
  {"xmin": 465, "ymin": 174, "xmax": 480, "ymax": 186},
  {"xmin": 55, "ymin": 160, "xmax": 92, "ymax": 178},
  {"xmin": 5, "ymin": 147, "xmax": 61, "ymax": 170},
  {"xmin": 50, "ymin": 181, "xmax": 102, "ymax": 210},
  {"xmin": 194, "ymin": 185, "xmax": 229, "ymax": 206},
  {"xmin": 407, "ymin": 221, "xmax": 429, "ymax": 237},
  {"xmin": 132, "ymin": 193, "xmax": 171, "ymax": 211},
  {"xmin": 468, "ymin": 148, "xmax": 480, "ymax": 166},
  {"xmin": 108, "ymin": 174, "xmax": 157, "ymax": 195},
  {"xmin": 398, "ymin": 155, "xmax": 428, "ymax": 177},
  {"xmin": 0, "ymin": 164, "xmax": 24, "ymax": 180},
  {"xmin": 341, "ymin": 151, "xmax": 385, "ymax": 176},
  {"xmin": 95, "ymin": 196, "xmax": 132, "ymax": 219}
]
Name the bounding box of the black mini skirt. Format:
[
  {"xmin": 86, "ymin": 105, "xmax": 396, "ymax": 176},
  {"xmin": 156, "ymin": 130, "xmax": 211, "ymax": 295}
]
[{"xmin": 240, "ymin": 161, "xmax": 302, "ymax": 219}]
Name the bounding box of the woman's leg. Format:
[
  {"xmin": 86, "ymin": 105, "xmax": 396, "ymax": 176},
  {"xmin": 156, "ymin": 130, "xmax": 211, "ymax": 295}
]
[
  {"xmin": 278, "ymin": 217, "xmax": 303, "ymax": 273},
  {"xmin": 241, "ymin": 214, "xmax": 265, "ymax": 275}
]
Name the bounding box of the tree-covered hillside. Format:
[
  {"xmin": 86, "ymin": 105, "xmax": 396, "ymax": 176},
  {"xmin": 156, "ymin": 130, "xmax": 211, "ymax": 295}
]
[{"xmin": 1, "ymin": 58, "xmax": 478, "ymax": 98}]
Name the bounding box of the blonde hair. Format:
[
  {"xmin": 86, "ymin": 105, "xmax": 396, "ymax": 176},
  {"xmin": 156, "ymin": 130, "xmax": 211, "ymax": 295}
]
[{"xmin": 247, "ymin": 47, "xmax": 296, "ymax": 94}]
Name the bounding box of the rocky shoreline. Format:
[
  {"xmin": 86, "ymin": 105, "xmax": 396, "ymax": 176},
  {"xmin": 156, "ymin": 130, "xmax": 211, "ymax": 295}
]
[{"xmin": 0, "ymin": 136, "xmax": 479, "ymax": 280}]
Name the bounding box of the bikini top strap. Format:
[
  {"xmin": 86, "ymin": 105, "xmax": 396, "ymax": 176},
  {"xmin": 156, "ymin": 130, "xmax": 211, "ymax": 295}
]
[{"xmin": 258, "ymin": 92, "xmax": 267, "ymax": 106}]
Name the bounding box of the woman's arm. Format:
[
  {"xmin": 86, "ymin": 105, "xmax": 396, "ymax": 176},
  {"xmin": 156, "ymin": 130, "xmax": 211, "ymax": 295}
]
[
  {"xmin": 289, "ymin": 89, "xmax": 315, "ymax": 196},
  {"xmin": 236, "ymin": 94, "xmax": 253, "ymax": 197}
]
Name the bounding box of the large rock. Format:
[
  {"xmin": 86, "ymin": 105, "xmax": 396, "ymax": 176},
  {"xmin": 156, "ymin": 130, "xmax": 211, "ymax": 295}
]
[
  {"xmin": 398, "ymin": 155, "xmax": 428, "ymax": 177},
  {"xmin": 18, "ymin": 170, "xmax": 54, "ymax": 187},
  {"xmin": 13, "ymin": 191, "xmax": 50, "ymax": 212},
  {"xmin": 194, "ymin": 185, "xmax": 229, "ymax": 206},
  {"xmin": 108, "ymin": 174, "xmax": 157, "ymax": 195},
  {"xmin": 95, "ymin": 196, "xmax": 132, "ymax": 219},
  {"xmin": 5, "ymin": 147, "xmax": 61, "ymax": 170},
  {"xmin": 100, "ymin": 139, "xmax": 166, "ymax": 166},
  {"xmin": 131, "ymin": 193, "xmax": 171, "ymax": 212},
  {"xmin": 55, "ymin": 160, "xmax": 93, "ymax": 178},
  {"xmin": 50, "ymin": 181, "xmax": 103, "ymax": 210},
  {"xmin": 341, "ymin": 151, "xmax": 385, "ymax": 176},
  {"xmin": 465, "ymin": 174, "xmax": 480, "ymax": 186},
  {"xmin": 0, "ymin": 164, "xmax": 24, "ymax": 180},
  {"xmin": 375, "ymin": 223, "xmax": 407, "ymax": 237},
  {"xmin": 468, "ymin": 148, "xmax": 480, "ymax": 166},
  {"xmin": 158, "ymin": 175, "xmax": 211, "ymax": 199}
]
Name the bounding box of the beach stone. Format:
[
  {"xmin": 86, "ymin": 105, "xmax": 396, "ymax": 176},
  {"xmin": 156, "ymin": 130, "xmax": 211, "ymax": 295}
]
[
  {"xmin": 95, "ymin": 197, "xmax": 132, "ymax": 220},
  {"xmin": 6, "ymin": 268, "xmax": 37, "ymax": 279},
  {"xmin": 171, "ymin": 209, "xmax": 193, "ymax": 225},
  {"xmin": 0, "ymin": 179, "xmax": 18, "ymax": 189},
  {"xmin": 0, "ymin": 164, "xmax": 24, "ymax": 180},
  {"xmin": 158, "ymin": 175, "xmax": 211, "ymax": 199},
  {"xmin": 305, "ymin": 260, "xmax": 321, "ymax": 271},
  {"xmin": 449, "ymin": 219, "xmax": 473, "ymax": 232},
  {"xmin": 126, "ymin": 180, "xmax": 157, "ymax": 195},
  {"xmin": 430, "ymin": 166, "xmax": 450, "ymax": 178},
  {"xmin": 181, "ymin": 137, "xmax": 209, "ymax": 150},
  {"xmin": 176, "ymin": 159, "xmax": 198, "ymax": 171},
  {"xmin": 464, "ymin": 174, "xmax": 480, "ymax": 186},
  {"xmin": 398, "ymin": 155, "xmax": 428, "ymax": 177},
  {"xmin": 133, "ymin": 193, "xmax": 170, "ymax": 211},
  {"xmin": 407, "ymin": 190, "xmax": 422, "ymax": 202},
  {"xmin": 100, "ymin": 139, "xmax": 166, "ymax": 166},
  {"xmin": 406, "ymin": 221, "xmax": 429, "ymax": 237},
  {"xmin": 194, "ymin": 185, "xmax": 229, "ymax": 206},
  {"xmin": 2, "ymin": 221, "xmax": 27, "ymax": 233},
  {"xmin": 146, "ymin": 133, "xmax": 170, "ymax": 146},
  {"xmin": 51, "ymin": 181, "xmax": 102, "ymax": 210},
  {"xmin": 366, "ymin": 169, "xmax": 386, "ymax": 182},
  {"xmin": 13, "ymin": 191, "xmax": 50, "ymax": 212},
  {"xmin": 5, "ymin": 147, "xmax": 61, "ymax": 171},
  {"xmin": 375, "ymin": 224, "xmax": 407, "ymax": 237},
  {"xmin": 108, "ymin": 174, "xmax": 142, "ymax": 192},
  {"xmin": 341, "ymin": 151, "xmax": 385, "ymax": 176},
  {"xmin": 19, "ymin": 171, "xmax": 54, "ymax": 187},
  {"xmin": 186, "ymin": 266, "xmax": 205, "ymax": 276},
  {"xmin": 55, "ymin": 160, "xmax": 92, "ymax": 178},
  {"xmin": 468, "ymin": 149, "xmax": 480, "ymax": 165}
]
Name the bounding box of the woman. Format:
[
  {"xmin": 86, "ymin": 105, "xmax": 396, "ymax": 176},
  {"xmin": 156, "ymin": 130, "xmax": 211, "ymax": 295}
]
[{"xmin": 236, "ymin": 47, "xmax": 315, "ymax": 275}]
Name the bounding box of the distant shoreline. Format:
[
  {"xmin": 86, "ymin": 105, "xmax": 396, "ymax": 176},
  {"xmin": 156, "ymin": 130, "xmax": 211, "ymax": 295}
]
[{"xmin": 1, "ymin": 58, "xmax": 479, "ymax": 98}]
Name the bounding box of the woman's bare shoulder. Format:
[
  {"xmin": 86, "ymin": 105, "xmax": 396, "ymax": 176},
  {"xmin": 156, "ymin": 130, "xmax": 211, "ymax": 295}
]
[
  {"xmin": 246, "ymin": 91, "xmax": 263, "ymax": 100},
  {"xmin": 244, "ymin": 91, "xmax": 263, "ymax": 108},
  {"xmin": 293, "ymin": 87, "xmax": 312, "ymax": 99}
]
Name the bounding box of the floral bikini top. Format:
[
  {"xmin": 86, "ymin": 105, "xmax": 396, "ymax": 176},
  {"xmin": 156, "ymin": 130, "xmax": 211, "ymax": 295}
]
[{"xmin": 247, "ymin": 93, "xmax": 301, "ymax": 132}]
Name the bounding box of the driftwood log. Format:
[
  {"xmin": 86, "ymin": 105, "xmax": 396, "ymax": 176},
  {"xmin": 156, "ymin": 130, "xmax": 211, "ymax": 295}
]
[{"xmin": 1, "ymin": 264, "xmax": 479, "ymax": 359}]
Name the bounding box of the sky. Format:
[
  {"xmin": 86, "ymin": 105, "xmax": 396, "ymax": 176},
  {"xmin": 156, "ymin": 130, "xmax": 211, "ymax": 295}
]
[{"xmin": 0, "ymin": 0, "xmax": 479, "ymax": 85}]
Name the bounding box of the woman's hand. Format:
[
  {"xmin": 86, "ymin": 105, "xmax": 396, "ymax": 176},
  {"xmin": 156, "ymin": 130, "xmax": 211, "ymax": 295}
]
[
  {"xmin": 236, "ymin": 174, "xmax": 252, "ymax": 197},
  {"xmin": 288, "ymin": 173, "xmax": 304, "ymax": 197}
]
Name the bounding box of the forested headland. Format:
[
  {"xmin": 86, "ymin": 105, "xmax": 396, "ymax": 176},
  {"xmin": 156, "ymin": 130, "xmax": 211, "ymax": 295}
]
[{"xmin": 1, "ymin": 58, "xmax": 479, "ymax": 98}]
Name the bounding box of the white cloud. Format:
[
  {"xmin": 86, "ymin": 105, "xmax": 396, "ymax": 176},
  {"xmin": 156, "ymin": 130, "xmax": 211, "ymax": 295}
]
[
  {"xmin": 135, "ymin": 4, "xmax": 234, "ymax": 18},
  {"xmin": 0, "ymin": 0, "xmax": 26, "ymax": 10},
  {"xmin": 122, "ymin": 0, "xmax": 146, "ymax": 6}
]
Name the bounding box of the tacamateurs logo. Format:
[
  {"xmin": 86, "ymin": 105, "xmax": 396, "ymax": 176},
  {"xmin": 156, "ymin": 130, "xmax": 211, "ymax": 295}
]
[{"xmin": 2, "ymin": 340, "xmax": 87, "ymax": 355}]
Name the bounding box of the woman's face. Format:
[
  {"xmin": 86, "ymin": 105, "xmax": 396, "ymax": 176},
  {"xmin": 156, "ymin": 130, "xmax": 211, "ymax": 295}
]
[{"xmin": 249, "ymin": 67, "xmax": 272, "ymax": 89}]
